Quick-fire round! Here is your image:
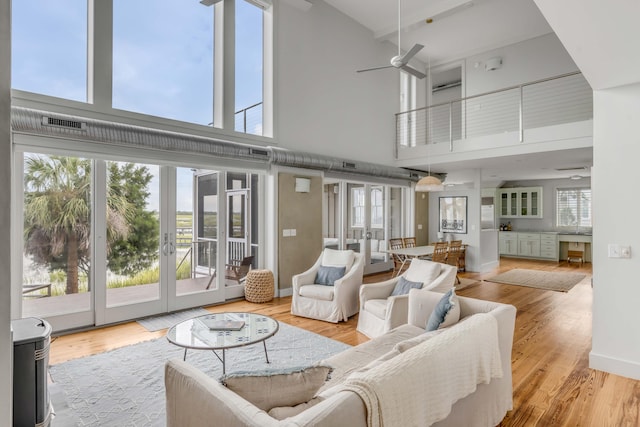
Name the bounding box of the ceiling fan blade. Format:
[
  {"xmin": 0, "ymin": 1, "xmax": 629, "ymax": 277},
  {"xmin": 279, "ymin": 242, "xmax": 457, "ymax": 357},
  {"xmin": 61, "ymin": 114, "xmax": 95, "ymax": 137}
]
[
  {"xmin": 400, "ymin": 64, "xmax": 426, "ymax": 79},
  {"xmin": 400, "ymin": 44, "xmax": 424, "ymax": 63},
  {"xmin": 356, "ymin": 65, "xmax": 395, "ymax": 73}
]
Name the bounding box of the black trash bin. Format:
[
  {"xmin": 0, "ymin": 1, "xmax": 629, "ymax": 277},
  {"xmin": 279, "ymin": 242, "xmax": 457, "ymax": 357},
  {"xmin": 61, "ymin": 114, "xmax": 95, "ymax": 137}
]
[{"xmin": 12, "ymin": 317, "xmax": 52, "ymax": 427}]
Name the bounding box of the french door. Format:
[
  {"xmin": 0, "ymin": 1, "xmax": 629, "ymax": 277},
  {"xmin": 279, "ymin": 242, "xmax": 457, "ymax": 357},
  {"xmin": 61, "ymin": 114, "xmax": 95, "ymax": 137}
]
[
  {"xmin": 16, "ymin": 149, "xmax": 251, "ymax": 331},
  {"xmin": 324, "ymin": 180, "xmax": 407, "ymax": 275}
]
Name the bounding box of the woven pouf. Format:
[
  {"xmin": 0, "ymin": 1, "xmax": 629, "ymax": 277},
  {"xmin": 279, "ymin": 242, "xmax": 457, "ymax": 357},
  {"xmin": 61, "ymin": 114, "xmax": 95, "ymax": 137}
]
[{"xmin": 244, "ymin": 269, "xmax": 274, "ymax": 303}]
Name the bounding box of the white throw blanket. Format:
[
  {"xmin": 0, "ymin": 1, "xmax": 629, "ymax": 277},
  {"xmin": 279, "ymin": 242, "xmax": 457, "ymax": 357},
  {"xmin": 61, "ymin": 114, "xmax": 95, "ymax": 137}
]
[{"xmin": 339, "ymin": 313, "xmax": 503, "ymax": 427}]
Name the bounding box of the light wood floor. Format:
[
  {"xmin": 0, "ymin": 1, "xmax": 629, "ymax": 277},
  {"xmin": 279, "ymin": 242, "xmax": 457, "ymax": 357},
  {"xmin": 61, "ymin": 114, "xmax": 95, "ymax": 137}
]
[{"xmin": 49, "ymin": 258, "xmax": 640, "ymax": 426}]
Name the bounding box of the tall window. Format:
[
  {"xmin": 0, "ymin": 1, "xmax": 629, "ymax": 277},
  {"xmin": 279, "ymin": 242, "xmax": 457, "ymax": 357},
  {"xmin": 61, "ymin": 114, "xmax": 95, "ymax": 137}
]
[
  {"xmin": 113, "ymin": 0, "xmax": 214, "ymax": 125},
  {"xmin": 556, "ymin": 188, "xmax": 592, "ymax": 227},
  {"xmin": 11, "ymin": 0, "xmax": 88, "ymax": 102},
  {"xmin": 235, "ymin": 0, "xmax": 264, "ymax": 135}
]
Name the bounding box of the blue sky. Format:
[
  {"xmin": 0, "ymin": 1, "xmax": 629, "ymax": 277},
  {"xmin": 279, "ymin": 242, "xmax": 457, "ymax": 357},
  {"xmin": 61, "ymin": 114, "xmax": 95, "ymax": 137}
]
[
  {"xmin": 14, "ymin": 0, "xmax": 263, "ymax": 211},
  {"xmin": 12, "ymin": 0, "xmax": 263, "ymax": 127}
]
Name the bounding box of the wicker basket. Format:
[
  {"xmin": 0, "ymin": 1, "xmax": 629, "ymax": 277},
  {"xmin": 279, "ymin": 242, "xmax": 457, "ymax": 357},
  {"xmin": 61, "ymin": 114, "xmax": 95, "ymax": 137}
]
[{"xmin": 244, "ymin": 269, "xmax": 274, "ymax": 303}]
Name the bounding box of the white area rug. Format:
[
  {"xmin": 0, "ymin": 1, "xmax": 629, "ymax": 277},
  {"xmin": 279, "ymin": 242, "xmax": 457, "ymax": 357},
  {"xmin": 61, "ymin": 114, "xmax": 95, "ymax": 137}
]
[
  {"xmin": 484, "ymin": 269, "xmax": 586, "ymax": 292},
  {"xmin": 49, "ymin": 322, "xmax": 350, "ymax": 426},
  {"xmin": 136, "ymin": 307, "xmax": 210, "ymax": 332}
]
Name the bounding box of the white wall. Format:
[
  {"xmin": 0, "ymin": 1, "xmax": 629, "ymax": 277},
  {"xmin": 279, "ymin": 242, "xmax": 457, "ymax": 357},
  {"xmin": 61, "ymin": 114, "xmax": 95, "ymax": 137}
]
[
  {"xmin": 464, "ymin": 33, "xmax": 579, "ymax": 97},
  {"xmin": 0, "ymin": 0, "xmax": 12, "ymax": 423},
  {"xmin": 590, "ymin": 83, "xmax": 640, "ymax": 380},
  {"xmin": 428, "ymin": 169, "xmax": 482, "ymax": 272},
  {"xmin": 275, "ymin": 0, "xmax": 399, "ymax": 165}
]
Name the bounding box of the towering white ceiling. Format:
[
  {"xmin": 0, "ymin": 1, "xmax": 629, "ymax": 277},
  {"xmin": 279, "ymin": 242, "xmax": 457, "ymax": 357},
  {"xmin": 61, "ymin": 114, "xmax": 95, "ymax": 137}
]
[{"xmin": 324, "ymin": 0, "xmax": 553, "ymax": 65}]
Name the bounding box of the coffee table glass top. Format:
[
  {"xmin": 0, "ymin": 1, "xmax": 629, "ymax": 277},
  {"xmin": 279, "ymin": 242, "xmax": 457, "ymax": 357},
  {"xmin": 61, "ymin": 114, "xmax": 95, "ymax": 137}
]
[{"xmin": 166, "ymin": 312, "xmax": 279, "ymax": 351}]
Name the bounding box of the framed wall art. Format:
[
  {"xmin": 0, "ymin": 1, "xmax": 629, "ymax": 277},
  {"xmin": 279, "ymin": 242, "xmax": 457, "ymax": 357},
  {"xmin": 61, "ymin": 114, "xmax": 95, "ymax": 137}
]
[{"xmin": 439, "ymin": 196, "xmax": 467, "ymax": 234}]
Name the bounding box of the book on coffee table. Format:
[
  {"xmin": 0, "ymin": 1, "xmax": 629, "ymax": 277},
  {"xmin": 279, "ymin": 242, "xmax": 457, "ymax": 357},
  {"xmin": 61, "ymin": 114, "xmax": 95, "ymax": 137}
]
[{"xmin": 199, "ymin": 318, "xmax": 245, "ymax": 331}]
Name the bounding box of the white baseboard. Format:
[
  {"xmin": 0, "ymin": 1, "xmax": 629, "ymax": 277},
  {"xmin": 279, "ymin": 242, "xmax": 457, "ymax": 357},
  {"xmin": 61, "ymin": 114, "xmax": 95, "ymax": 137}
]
[
  {"xmin": 278, "ymin": 287, "xmax": 293, "ymax": 298},
  {"xmin": 480, "ymin": 260, "xmax": 500, "ymax": 273},
  {"xmin": 589, "ymin": 351, "xmax": 640, "ymax": 380}
]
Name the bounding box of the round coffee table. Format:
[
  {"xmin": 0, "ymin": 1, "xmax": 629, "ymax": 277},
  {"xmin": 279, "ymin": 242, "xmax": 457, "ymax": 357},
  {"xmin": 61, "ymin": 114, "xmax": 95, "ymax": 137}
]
[{"xmin": 166, "ymin": 312, "xmax": 279, "ymax": 374}]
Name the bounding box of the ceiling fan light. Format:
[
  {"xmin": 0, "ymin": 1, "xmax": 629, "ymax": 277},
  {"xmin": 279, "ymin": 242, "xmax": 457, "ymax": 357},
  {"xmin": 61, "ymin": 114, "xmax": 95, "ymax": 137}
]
[{"xmin": 415, "ymin": 175, "xmax": 444, "ymax": 192}]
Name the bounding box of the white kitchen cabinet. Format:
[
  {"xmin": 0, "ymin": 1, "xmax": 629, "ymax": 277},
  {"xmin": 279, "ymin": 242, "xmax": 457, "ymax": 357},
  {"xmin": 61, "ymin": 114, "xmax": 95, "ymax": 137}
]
[
  {"xmin": 498, "ymin": 191, "xmax": 519, "ymax": 218},
  {"xmin": 499, "ymin": 232, "xmax": 518, "ymax": 255},
  {"xmin": 497, "ymin": 187, "xmax": 543, "ymax": 218},
  {"xmin": 500, "ymin": 231, "xmax": 558, "ymax": 260},
  {"xmin": 540, "ymin": 234, "xmax": 558, "ymax": 260},
  {"xmin": 517, "ymin": 233, "xmax": 541, "ymax": 257}
]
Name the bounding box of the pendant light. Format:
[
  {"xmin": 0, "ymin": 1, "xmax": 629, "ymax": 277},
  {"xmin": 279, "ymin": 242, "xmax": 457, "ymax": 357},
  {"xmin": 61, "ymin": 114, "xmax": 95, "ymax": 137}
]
[{"xmin": 415, "ymin": 174, "xmax": 443, "ymax": 192}]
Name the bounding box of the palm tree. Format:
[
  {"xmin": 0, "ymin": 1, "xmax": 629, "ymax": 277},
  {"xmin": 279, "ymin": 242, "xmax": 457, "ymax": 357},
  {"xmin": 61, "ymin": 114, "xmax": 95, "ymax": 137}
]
[{"xmin": 24, "ymin": 155, "xmax": 132, "ymax": 294}]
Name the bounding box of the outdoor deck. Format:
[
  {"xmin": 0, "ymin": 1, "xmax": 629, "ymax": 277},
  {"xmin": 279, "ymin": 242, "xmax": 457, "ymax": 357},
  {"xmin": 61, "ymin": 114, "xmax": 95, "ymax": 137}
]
[{"xmin": 22, "ymin": 276, "xmax": 242, "ymax": 319}]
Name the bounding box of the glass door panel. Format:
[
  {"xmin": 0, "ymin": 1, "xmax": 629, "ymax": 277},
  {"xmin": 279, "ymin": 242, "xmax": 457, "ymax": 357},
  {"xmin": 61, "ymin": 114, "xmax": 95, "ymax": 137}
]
[
  {"xmin": 226, "ymin": 190, "xmax": 249, "ymax": 298},
  {"xmin": 105, "ymin": 161, "xmax": 161, "ymax": 308},
  {"xmin": 175, "ymin": 169, "xmax": 218, "ymax": 296},
  {"xmin": 21, "ymin": 153, "xmax": 93, "ymax": 325},
  {"xmin": 344, "ymin": 182, "xmax": 394, "ymax": 274}
]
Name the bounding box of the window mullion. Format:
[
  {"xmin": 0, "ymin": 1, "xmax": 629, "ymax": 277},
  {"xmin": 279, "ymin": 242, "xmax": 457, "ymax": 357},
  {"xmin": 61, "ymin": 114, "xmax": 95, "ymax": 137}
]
[{"xmin": 89, "ymin": 0, "xmax": 113, "ymax": 109}]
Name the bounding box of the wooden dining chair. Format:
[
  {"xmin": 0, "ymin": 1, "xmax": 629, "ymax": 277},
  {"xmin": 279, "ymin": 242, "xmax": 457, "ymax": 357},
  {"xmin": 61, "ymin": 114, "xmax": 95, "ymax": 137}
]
[
  {"xmin": 389, "ymin": 238, "xmax": 407, "ymax": 276},
  {"xmin": 431, "ymin": 241, "xmax": 449, "ymax": 263},
  {"xmin": 446, "ymin": 241, "xmax": 463, "ymax": 284},
  {"xmin": 402, "ymin": 237, "xmax": 417, "ymax": 248}
]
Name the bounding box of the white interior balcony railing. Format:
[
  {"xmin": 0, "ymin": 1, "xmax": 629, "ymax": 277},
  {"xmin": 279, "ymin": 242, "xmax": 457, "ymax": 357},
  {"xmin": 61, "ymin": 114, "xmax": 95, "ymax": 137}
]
[{"xmin": 395, "ymin": 71, "xmax": 593, "ymax": 158}]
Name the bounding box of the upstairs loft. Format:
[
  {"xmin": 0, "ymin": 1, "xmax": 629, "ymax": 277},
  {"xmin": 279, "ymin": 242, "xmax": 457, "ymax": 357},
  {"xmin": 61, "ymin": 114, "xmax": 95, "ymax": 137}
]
[{"xmin": 393, "ymin": 72, "xmax": 593, "ymax": 179}]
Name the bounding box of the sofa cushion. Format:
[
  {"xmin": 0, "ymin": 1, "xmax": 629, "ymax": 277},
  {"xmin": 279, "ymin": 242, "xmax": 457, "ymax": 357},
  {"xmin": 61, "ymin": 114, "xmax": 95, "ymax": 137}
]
[
  {"xmin": 321, "ymin": 248, "xmax": 355, "ymax": 271},
  {"xmin": 426, "ymin": 288, "xmax": 460, "ymax": 331},
  {"xmin": 268, "ymin": 397, "xmax": 324, "ymax": 420},
  {"xmin": 221, "ymin": 365, "xmax": 332, "ymax": 412},
  {"xmin": 403, "ymin": 259, "xmax": 441, "ymax": 285},
  {"xmin": 391, "ymin": 276, "xmax": 423, "ymax": 296},
  {"xmin": 314, "ymin": 265, "xmax": 346, "ymax": 286},
  {"xmin": 363, "ymin": 299, "xmax": 388, "ymax": 320},
  {"xmin": 318, "ymin": 324, "xmax": 423, "ymax": 394},
  {"xmin": 393, "ymin": 329, "xmax": 444, "ymax": 353},
  {"xmin": 299, "ymin": 284, "xmax": 334, "ymax": 301}
]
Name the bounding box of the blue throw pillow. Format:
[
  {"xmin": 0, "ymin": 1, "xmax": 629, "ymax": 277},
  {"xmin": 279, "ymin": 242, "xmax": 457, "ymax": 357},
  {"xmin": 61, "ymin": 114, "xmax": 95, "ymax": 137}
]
[
  {"xmin": 314, "ymin": 265, "xmax": 346, "ymax": 286},
  {"xmin": 390, "ymin": 276, "xmax": 423, "ymax": 296},
  {"xmin": 426, "ymin": 288, "xmax": 460, "ymax": 331}
]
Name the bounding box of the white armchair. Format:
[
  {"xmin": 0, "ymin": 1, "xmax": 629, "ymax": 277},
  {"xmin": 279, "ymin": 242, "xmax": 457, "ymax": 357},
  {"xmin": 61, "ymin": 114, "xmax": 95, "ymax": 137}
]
[
  {"xmin": 356, "ymin": 259, "xmax": 457, "ymax": 339},
  {"xmin": 291, "ymin": 249, "xmax": 365, "ymax": 323}
]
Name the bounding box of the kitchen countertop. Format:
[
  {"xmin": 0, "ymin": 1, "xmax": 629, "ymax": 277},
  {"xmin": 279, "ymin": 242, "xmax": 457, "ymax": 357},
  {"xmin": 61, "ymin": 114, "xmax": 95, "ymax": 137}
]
[{"xmin": 499, "ymin": 230, "xmax": 592, "ymax": 236}]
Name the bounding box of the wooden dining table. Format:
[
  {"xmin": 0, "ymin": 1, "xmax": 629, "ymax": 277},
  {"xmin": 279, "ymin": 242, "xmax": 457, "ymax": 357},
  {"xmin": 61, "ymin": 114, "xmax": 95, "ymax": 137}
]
[{"xmin": 384, "ymin": 245, "xmax": 435, "ymax": 277}]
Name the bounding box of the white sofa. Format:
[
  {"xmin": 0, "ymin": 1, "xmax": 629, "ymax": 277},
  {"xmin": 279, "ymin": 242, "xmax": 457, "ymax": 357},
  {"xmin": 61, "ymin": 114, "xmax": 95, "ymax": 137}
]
[
  {"xmin": 290, "ymin": 249, "xmax": 365, "ymax": 323},
  {"xmin": 165, "ymin": 291, "xmax": 517, "ymax": 427},
  {"xmin": 356, "ymin": 259, "xmax": 458, "ymax": 339}
]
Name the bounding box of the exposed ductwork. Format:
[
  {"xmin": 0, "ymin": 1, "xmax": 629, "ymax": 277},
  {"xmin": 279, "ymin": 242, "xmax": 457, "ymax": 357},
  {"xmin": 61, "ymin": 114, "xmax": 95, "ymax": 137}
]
[
  {"xmin": 11, "ymin": 106, "xmax": 418, "ymax": 182},
  {"xmin": 11, "ymin": 106, "xmax": 267, "ymax": 163},
  {"xmin": 269, "ymin": 147, "xmax": 415, "ymax": 181}
]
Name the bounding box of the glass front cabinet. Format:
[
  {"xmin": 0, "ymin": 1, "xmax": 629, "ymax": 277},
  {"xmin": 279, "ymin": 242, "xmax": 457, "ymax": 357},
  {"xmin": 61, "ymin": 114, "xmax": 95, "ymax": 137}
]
[{"xmin": 497, "ymin": 187, "xmax": 543, "ymax": 219}]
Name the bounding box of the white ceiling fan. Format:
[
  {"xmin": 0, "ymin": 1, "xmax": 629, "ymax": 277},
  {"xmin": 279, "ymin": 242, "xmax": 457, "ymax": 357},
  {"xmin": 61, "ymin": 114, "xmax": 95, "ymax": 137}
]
[{"xmin": 357, "ymin": 0, "xmax": 427, "ymax": 79}]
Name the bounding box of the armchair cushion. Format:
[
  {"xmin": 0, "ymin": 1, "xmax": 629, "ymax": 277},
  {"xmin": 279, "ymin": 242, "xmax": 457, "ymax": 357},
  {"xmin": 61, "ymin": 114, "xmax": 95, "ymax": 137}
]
[
  {"xmin": 299, "ymin": 285, "xmax": 334, "ymax": 301},
  {"xmin": 363, "ymin": 299, "xmax": 388, "ymax": 320},
  {"xmin": 426, "ymin": 288, "xmax": 461, "ymax": 331},
  {"xmin": 314, "ymin": 265, "xmax": 346, "ymax": 286},
  {"xmin": 220, "ymin": 365, "xmax": 333, "ymax": 412},
  {"xmin": 390, "ymin": 276, "xmax": 423, "ymax": 296},
  {"xmin": 321, "ymin": 248, "xmax": 355, "ymax": 271},
  {"xmin": 403, "ymin": 259, "xmax": 441, "ymax": 285}
]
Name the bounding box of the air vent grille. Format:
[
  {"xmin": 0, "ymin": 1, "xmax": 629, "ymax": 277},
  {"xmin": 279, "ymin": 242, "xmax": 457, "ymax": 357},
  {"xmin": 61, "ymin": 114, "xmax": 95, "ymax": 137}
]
[
  {"xmin": 42, "ymin": 116, "xmax": 87, "ymax": 130},
  {"xmin": 250, "ymin": 148, "xmax": 269, "ymax": 157},
  {"xmin": 342, "ymin": 161, "xmax": 356, "ymax": 169}
]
